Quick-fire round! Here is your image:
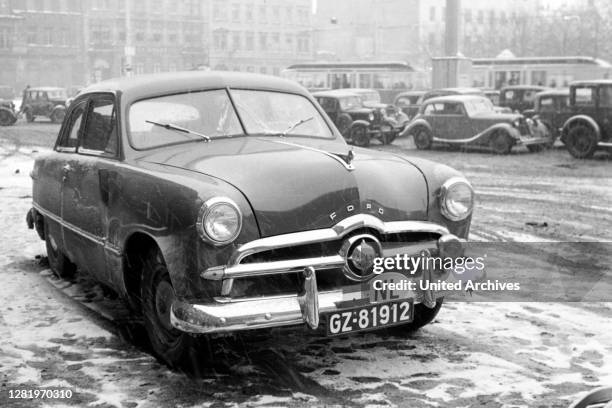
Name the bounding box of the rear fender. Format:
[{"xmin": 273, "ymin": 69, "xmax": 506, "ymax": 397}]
[
  {"xmin": 561, "ymin": 115, "xmax": 601, "ymax": 141},
  {"xmin": 400, "ymin": 118, "xmax": 431, "ymax": 138}
]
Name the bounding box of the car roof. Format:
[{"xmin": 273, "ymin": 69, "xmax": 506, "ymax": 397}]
[
  {"xmin": 536, "ymin": 89, "xmax": 569, "ymax": 97},
  {"xmin": 501, "ymin": 85, "xmax": 549, "ymax": 91},
  {"xmin": 570, "ymin": 79, "xmax": 612, "ymax": 86},
  {"xmin": 81, "ymin": 71, "xmax": 307, "ymax": 101},
  {"xmin": 395, "ymin": 90, "xmax": 426, "ymax": 97},
  {"xmin": 423, "ymin": 94, "xmax": 490, "ymax": 104},
  {"xmin": 312, "ymin": 89, "xmax": 361, "ymax": 98},
  {"xmin": 29, "ymin": 87, "xmax": 66, "ymax": 92},
  {"xmin": 342, "ymin": 88, "xmax": 378, "ymax": 94}
]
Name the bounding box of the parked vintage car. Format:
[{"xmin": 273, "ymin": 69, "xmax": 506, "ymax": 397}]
[
  {"xmin": 481, "ymin": 89, "xmax": 500, "ymax": 105},
  {"xmin": 313, "ymin": 89, "xmax": 402, "ymax": 146},
  {"xmin": 402, "ymin": 95, "xmax": 552, "ymax": 154},
  {"xmin": 345, "ymin": 88, "xmax": 410, "ymax": 132},
  {"xmin": 560, "ymin": 80, "xmax": 612, "ymax": 158},
  {"xmin": 394, "ymin": 90, "xmax": 426, "ymax": 118},
  {"xmin": 26, "ymin": 71, "xmax": 473, "ymax": 370},
  {"xmin": 0, "ymin": 85, "xmax": 18, "ymax": 126},
  {"xmin": 499, "ymin": 85, "xmax": 549, "ymax": 113},
  {"xmin": 21, "ymin": 86, "xmax": 67, "ymax": 123},
  {"xmin": 522, "ymin": 89, "xmax": 571, "ymax": 143}
]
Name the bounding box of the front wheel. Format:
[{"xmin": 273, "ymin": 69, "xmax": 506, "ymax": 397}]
[
  {"xmin": 350, "ymin": 125, "xmax": 370, "ymax": 147},
  {"xmin": 50, "ymin": 109, "xmax": 65, "ymax": 124},
  {"xmin": 489, "ymin": 131, "xmax": 513, "ymax": 155},
  {"xmin": 0, "ymin": 110, "xmax": 16, "ymax": 126},
  {"xmin": 566, "ymin": 124, "xmax": 598, "ymax": 159},
  {"xmin": 141, "ymin": 248, "xmax": 205, "ymax": 372},
  {"xmin": 25, "ymin": 110, "xmax": 35, "ymax": 122},
  {"xmin": 412, "ymin": 127, "xmax": 433, "ymax": 150},
  {"xmin": 395, "ymin": 299, "xmax": 443, "ymax": 333}
]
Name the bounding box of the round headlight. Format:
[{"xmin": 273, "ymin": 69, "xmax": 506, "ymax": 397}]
[
  {"xmin": 439, "ymin": 177, "xmax": 474, "ymax": 221},
  {"xmin": 368, "ymin": 112, "xmax": 375, "ymax": 121},
  {"xmin": 197, "ymin": 197, "xmax": 242, "ymax": 245}
]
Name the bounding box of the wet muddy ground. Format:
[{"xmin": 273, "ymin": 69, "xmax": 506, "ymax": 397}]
[{"xmin": 0, "ymin": 124, "xmax": 611, "ymax": 407}]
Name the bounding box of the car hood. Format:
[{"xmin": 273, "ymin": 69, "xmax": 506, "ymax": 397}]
[
  {"xmin": 138, "ymin": 137, "xmax": 428, "ymax": 237},
  {"xmin": 345, "ymin": 107, "xmax": 374, "ymax": 115}
]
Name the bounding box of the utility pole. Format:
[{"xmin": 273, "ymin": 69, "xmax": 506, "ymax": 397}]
[
  {"xmin": 124, "ymin": 0, "xmax": 134, "ymax": 76},
  {"xmin": 445, "ymin": 0, "xmax": 460, "ymax": 56}
]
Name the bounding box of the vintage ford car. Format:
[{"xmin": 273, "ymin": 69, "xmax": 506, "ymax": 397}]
[
  {"xmin": 560, "ymin": 80, "xmax": 612, "ymax": 158},
  {"xmin": 27, "ymin": 72, "xmax": 473, "ymax": 369},
  {"xmin": 402, "ymin": 95, "xmax": 552, "ymax": 154},
  {"xmin": 313, "ymin": 89, "xmax": 402, "ymax": 146},
  {"xmin": 21, "ymin": 87, "xmax": 67, "ymax": 123},
  {"xmin": 499, "ymin": 85, "xmax": 550, "ymax": 113},
  {"xmin": 0, "ymin": 86, "xmax": 18, "ymax": 126}
]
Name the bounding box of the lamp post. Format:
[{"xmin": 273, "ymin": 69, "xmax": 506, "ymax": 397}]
[{"xmin": 562, "ymin": 15, "xmax": 580, "ymax": 56}]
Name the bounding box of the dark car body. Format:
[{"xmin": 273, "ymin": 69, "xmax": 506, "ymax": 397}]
[
  {"xmin": 560, "ymin": 80, "xmax": 612, "ymax": 158},
  {"xmin": 313, "ymin": 89, "xmax": 402, "ymax": 146},
  {"xmin": 522, "ymin": 89, "xmax": 571, "ymax": 142},
  {"xmin": 21, "ymin": 86, "xmax": 67, "ymax": 123},
  {"xmin": 402, "ymin": 95, "xmax": 552, "ymax": 154},
  {"xmin": 499, "ymin": 85, "xmax": 550, "ymax": 113},
  {"xmin": 0, "ymin": 85, "xmax": 18, "ymax": 126},
  {"xmin": 394, "ymin": 91, "xmax": 426, "ymax": 118},
  {"xmin": 27, "ymin": 71, "xmax": 473, "ymax": 368}
]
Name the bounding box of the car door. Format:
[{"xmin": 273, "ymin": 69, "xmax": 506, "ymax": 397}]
[
  {"xmin": 61, "ymin": 93, "xmax": 119, "ymax": 283},
  {"xmin": 32, "ymin": 100, "xmax": 86, "ymax": 258},
  {"xmin": 597, "ymin": 84, "xmax": 612, "ymax": 138},
  {"xmin": 435, "ymin": 102, "xmax": 471, "ymax": 140}
]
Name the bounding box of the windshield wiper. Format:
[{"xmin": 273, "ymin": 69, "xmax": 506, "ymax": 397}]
[
  {"xmin": 146, "ymin": 120, "xmax": 210, "ymax": 142},
  {"xmin": 280, "ymin": 116, "xmax": 314, "ymax": 137}
]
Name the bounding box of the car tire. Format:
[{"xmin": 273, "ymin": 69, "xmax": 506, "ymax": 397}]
[
  {"xmin": 489, "ymin": 131, "xmax": 513, "ymax": 155},
  {"xmin": 412, "ymin": 127, "xmax": 432, "ymax": 150},
  {"xmin": 566, "ymin": 123, "xmax": 598, "ymax": 159},
  {"xmin": 141, "ymin": 247, "xmax": 204, "ymax": 372},
  {"xmin": 25, "ymin": 110, "xmax": 35, "ymax": 123},
  {"xmin": 337, "ymin": 113, "xmax": 353, "ymax": 136},
  {"xmin": 50, "ymin": 109, "xmax": 65, "ymax": 124},
  {"xmin": 395, "ymin": 299, "xmax": 443, "ymax": 333},
  {"xmin": 44, "ymin": 220, "xmax": 76, "ymax": 279},
  {"xmin": 350, "ymin": 124, "xmax": 370, "ymax": 147},
  {"xmin": 0, "ymin": 110, "xmax": 14, "ymax": 126},
  {"xmin": 526, "ymin": 144, "xmax": 545, "ymax": 153}
]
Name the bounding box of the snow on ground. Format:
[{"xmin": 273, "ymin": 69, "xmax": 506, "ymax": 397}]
[{"xmin": 0, "ymin": 140, "xmax": 611, "ymax": 407}]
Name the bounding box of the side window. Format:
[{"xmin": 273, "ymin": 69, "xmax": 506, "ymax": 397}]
[
  {"xmin": 80, "ymin": 95, "xmax": 118, "ymax": 156},
  {"xmin": 57, "ymin": 102, "xmax": 86, "ymax": 150},
  {"xmin": 524, "ymin": 90, "xmax": 536, "ymax": 102},
  {"xmin": 539, "ymin": 97, "xmax": 554, "ymax": 112},
  {"xmin": 574, "ymin": 87, "xmax": 595, "ymax": 106},
  {"xmin": 598, "ymin": 85, "xmax": 612, "ymax": 107}
]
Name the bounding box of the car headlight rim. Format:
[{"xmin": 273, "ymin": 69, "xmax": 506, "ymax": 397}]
[
  {"xmin": 439, "ymin": 177, "xmax": 474, "ymax": 222},
  {"xmin": 197, "ymin": 197, "xmax": 242, "ymax": 245}
]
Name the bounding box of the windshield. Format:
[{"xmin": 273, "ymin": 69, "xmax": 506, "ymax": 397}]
[
  {"xmin": 48, "ymin": 89, "xmax": 67, "ymax": 99},
  {"xmin": 339, "ymin": 96, "xmax": 362, "ymax": 110},
  {"xmin": 464, "ymin": 98, "xmax": 496, "ymax": 116},
  {"xmin": 128, "ymin": 89, "xmax": 333, "ymax": 149}
]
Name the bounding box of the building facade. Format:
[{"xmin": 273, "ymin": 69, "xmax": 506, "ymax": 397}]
[{"xmin": 207, "ymin": 0, "xmax": 313, "ymax": 76}]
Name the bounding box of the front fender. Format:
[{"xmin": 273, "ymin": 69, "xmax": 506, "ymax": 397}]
[
  {"xmin": 0, "ymin": 107, "xmax": 17, "ymax": 125},
  {"xmin": 350, "ymin": 119, "xmax": 370, "ymax": 129},
  {"xmin": 400, "ymin": 118, "xmax": 431, "ymax": 138},
  {"xmin": 561, "ymin": 115, "xmax": 601, "ymax": 140},
  {"xmin": 51, "ymin": 105, "xmax": 66, "ymax": 115}
]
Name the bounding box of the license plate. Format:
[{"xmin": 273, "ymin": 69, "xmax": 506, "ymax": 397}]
[{"xmin": 325, "ymin": 300, "xmax": 413, "ymax": 336}]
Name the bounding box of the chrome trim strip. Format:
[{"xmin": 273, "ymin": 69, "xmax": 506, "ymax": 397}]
[
  {"xmin": 203, "ymin": 255, "xmax": 344, "ymax": 280},
  {"xmin": 598, "ymin": 141, "xmax": 612, "ymax": 147},
  {"xmin": 229, "ymin": 215, "xmax": 449, "ymax": 265},
  {"xmin": 32, "ymin": 203, "xmax": 111, "ymax": 250},
  {"xmin": 262, "ymin": 139, "xmax": 355, "ymax": 171}
]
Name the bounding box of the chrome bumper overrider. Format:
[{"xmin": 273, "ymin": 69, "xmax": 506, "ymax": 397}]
[{"xmin": 170, "ymin": 214, "xmax": 464, "ymax": 334}]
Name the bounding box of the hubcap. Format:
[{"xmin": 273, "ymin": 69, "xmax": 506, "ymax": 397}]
[{"xmin": 155, "ymin": 280, "xmax": 176, "ymax": 332}]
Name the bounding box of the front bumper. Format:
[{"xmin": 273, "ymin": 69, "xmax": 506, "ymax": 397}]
[{"xmin": 170, "ymin": 214, "xmax": 465, "ymax": 334}]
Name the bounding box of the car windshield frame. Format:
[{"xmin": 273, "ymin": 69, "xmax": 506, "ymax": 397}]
[{"xmin": 127, "ymin": 87, "xmax": 335, "ymax": 151}]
